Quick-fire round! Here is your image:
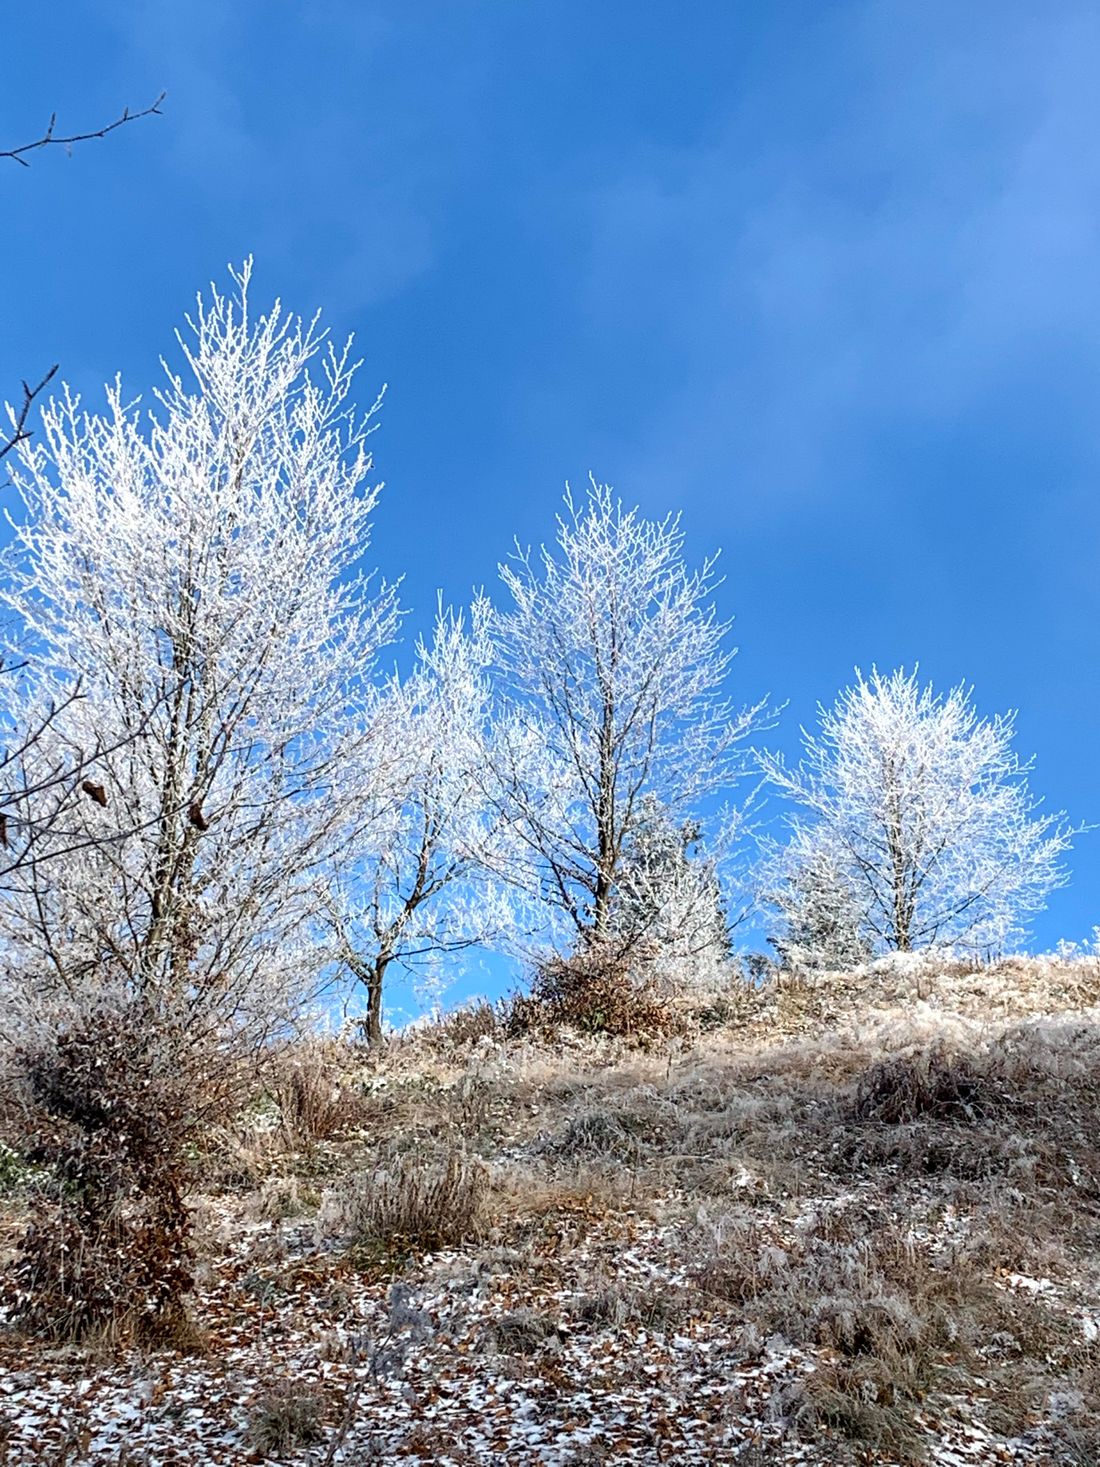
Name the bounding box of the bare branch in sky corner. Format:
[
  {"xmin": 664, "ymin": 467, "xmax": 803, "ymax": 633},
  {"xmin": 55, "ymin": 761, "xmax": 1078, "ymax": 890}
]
[
  {"xmin": 1, "ymin": 92, "xmax": 165, "ymax": 461},
  {"xmin": 0, "ymin": 91, "xmax": 166, "ymax": 167},
  {"xmin": 0, "ymin": 364, "xmax": 57, "ymax": 465}
]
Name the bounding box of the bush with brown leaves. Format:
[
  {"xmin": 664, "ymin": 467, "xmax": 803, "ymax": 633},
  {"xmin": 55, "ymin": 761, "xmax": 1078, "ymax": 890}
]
[
  {"xmin": 506, "ymin": 944, "xmax": 679, "ymax": 1044},
  {"xmin": 424, "ymin": 1000, "xmax": 502, "ymax": 1053},
  {"xmin": 5, "ymin": 1003, "xmax": 198, "ymax": 1345}
]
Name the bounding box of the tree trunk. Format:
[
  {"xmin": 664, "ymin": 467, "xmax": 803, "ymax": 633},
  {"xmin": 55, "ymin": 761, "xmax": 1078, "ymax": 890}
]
[
  {"xmin": 592, "ymin": 684, "xmax": 617, "ymax": 941},
  {"xmin": 362, "ymin": 950, "xmax": 394, "ymax": 1047},
  {"xmin": 883, "ymin": 757, "xmax": 912, "ymax": 952},
  {"xmin": 365, "ymin": 965, "xmax": 383, "ymax": 1046}
]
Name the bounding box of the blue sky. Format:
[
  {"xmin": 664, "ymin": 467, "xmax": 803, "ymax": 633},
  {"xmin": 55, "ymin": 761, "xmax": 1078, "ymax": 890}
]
[{"xmin": 3, "ymin": 2, "xmax": 1099, "ymax": 971}]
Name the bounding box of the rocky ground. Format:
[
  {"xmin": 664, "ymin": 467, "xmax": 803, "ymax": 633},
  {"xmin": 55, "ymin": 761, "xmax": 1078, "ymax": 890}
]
[{"xmin": 3, "ymin": 952, "xmax": 1100, "ymax": 1465}]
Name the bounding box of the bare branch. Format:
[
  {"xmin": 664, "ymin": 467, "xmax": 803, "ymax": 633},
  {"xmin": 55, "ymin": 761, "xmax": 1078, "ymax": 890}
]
[
  {"xmin": 0, "ymin": 363, "xmax": 57, "ymax": 464},
  {"xmin": 1, "ymin": 92, "xmax": 166, "ymax": 168},
  {"xmin": 2, "ymin": 92, "xmax": 165, "ymax": 462}
]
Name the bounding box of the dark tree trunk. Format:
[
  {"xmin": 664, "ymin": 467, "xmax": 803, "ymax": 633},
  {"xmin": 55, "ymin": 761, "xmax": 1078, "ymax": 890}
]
[{"xmin": 362, "ymin": 951, "xmax": 394, "ymax": 1047}]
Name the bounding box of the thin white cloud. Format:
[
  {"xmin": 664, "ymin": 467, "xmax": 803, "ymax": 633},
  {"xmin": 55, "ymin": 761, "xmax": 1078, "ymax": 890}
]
[
  {"xmin": 566, "ymin": 1, "xmax": 1100, "ymax": 516},
  {"xmin": 111, "ymin": 1, "xmax": 499, "ymax": 312}
]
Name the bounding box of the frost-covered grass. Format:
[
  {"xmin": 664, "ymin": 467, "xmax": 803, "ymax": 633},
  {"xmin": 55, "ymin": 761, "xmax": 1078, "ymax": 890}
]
[{"xmin": 2, "ymin": 952, "xmax": 1100, "ymax": 1464}]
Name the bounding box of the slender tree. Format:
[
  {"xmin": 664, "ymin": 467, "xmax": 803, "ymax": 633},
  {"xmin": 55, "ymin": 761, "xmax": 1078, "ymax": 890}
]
[
  {"xmin": 0, "ymin": 265, "xmax": 396, "ymax": 1337},
  {"xmin": 492, "ymin": 477, "xmax": 771, "ymax": 948},
  {"xmin": 759, "ymin": 667, "xmax": 1071, "ymax": 955},
  {"xmin": 328, "ymin": 600, "xmax": 522, "ymax": 1044}
]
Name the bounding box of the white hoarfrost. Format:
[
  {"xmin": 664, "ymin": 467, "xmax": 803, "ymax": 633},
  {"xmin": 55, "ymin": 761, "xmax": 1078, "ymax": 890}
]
[
  {"xmin": 610, "ymin": 793, "xmax": 732, "ymax": 969},
  {"xmin": 327, "ymin": 600, "xmax": 527, "ymax": 1041},
  {"xmin": 491, "ymin": 476, "xmax": 771, "ymax": 949},
  {"xmin": 760, "ymin": 667, "xmax": 1071, "ymax": 957},
  {"xmin": 0, "ymin": 262, "xmax": 398, "ymax": 1051}
]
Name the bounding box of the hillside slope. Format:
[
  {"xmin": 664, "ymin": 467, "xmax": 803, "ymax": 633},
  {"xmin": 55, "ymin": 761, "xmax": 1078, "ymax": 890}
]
[{"xmin": 3, "ymin": 954, "xmax": 1100, "ymax": 1464}]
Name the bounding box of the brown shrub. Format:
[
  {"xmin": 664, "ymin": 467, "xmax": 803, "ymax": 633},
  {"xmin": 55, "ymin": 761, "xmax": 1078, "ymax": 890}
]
[
  {"xmin": 424, "ymin": 1001, "xmax": 502, "ymax": 1053},
  {"xmin": 505, "ymin": 944, "xmax": 679, "ymax": 1044},
  {"xmin": 853, "ymin": 1044, "xmax": 1007, "ymax": 1125},
  {"xmin": 5, "ymin": 1003, "xmax": 198, "ymax": 1345}
]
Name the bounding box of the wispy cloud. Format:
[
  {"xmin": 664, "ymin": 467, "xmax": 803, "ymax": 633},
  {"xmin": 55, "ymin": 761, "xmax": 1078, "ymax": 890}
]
[
  {"xmin": 566, "ymin": 1, "xmax": 1100, "ymax": 516},
  {"xmin": 114, "ymin": 0, "xmax": 498, "ymax": 312}
]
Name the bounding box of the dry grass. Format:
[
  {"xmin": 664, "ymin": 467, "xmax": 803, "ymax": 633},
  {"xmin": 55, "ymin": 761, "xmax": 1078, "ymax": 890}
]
[
  {"xmin": 266, "ymin": 1039, "xmax": 368, "ymax": 1148},
  {"xmin": 244, "ymin": 1380, "xmax": 328, "ymax": 1457},
  {"xmin": 686, "ymin": 1205, "xmax": 1056, "ymax": 1458},
  {"xmin": 330, "ymin": 1149, "xmax": 491, "ymax": 1254},
  {"xmin": 8, "ymin": 951, "xmax": 1100, "ymax": 1461}
]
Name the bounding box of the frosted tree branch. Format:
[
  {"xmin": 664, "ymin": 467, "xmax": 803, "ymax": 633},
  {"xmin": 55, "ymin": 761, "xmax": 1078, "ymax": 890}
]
[{"xmin": 758, "ymin": 667, "xmax": 1073, "ymax": 957}]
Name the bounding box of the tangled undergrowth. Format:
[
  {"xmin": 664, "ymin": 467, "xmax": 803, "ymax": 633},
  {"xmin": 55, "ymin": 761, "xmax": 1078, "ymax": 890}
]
[
  {"xmin": 504, "ymin": 942, "xmax": 683, "ymax": 1043},
  {"xmin": 3, "ymin": 1004, "xmax": 198, "ymax": 1347}
]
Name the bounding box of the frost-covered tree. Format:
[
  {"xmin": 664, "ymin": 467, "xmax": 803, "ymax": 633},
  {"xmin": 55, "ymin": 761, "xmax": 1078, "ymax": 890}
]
[
  {"xmin": 610, "ymin": 793, "xmax": 731, "ymax": 963},
  {"xmin": 760, "ymin": 833, "xmax": 871, "ymax": 971},
  {"xmin": 492, "ymin": 478, "xmax": 770, "ymax": 948},
  {"xmin": 0, "ymin": 265, "xmax": 397, "ymax": 1338},
  {"xmin": 328, "ymin": 601, "xmax": 523, "ymax": 1045},
  {"xmin": 759, "ymin": 668, "xmax": 1071, "ymax": 955},
  {"xmin": 0, "ymin": 263, "xmax": 396, "ymax": 1023}
]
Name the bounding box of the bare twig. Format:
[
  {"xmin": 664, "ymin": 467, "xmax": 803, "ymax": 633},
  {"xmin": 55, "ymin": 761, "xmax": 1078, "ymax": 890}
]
[
  {"xmin": 1, "ymin": 92, "xmax": 166, "ymax": 168},
  {"xmin": 1, "ymin": 91, "xmax": 165, "ymax": 463},
  {"xmin": 0, "ymin": 364, "xmax": 58, "ymax": 464}
]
